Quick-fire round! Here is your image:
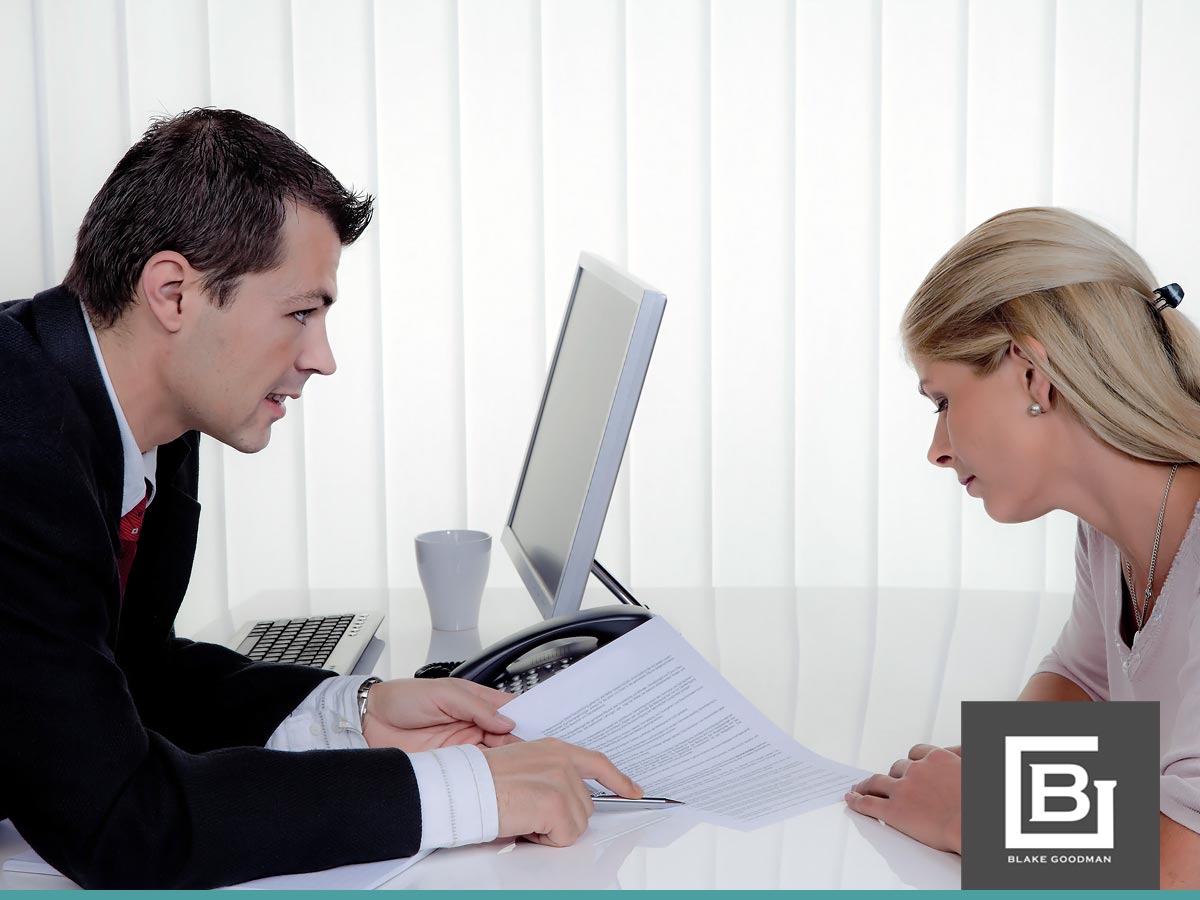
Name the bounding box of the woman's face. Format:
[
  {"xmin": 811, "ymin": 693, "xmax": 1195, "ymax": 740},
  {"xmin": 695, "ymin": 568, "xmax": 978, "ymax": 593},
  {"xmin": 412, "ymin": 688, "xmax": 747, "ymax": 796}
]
[{"xmin": 913, "ymin": 353, "xmax": 1057, "ymax": 524}]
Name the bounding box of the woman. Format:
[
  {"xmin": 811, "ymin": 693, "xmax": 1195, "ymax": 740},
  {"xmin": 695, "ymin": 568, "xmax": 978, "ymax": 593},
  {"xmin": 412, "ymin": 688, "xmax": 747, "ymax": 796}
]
[{"xmin": 842, "ymin": 207, "xmax": 1200, "ymax": 887}]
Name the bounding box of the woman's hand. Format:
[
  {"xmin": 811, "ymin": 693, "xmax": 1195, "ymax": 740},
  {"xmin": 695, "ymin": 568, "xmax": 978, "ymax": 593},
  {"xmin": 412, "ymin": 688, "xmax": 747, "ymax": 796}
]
[
  {"xmin": 844, "ymin": 743, "xmax": 963, "ymax": 854},
  {"xmin": 361, "ymin": 677, "xmax": 522, "ymax": 752}
]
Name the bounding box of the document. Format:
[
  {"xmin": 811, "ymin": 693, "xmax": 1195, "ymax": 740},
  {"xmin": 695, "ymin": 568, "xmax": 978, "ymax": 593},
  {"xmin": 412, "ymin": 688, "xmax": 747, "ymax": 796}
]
[{"xmin": 500, "ymin": 615, "xmax": 869, "ymax": 829}]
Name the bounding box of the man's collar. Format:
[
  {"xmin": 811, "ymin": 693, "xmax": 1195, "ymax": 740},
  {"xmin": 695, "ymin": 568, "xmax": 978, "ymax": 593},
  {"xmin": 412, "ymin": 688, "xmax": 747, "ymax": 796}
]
[
  {"xmin": 80, "ymin": 301, "xmax": 158, "ymax": 516},
  {"xmin": 29, "ymin": 285, "xmax": 195, "ymax": 504},
  {"xmin": 29, "ymin": 286, "xmax": 123, "ymax": 490}
]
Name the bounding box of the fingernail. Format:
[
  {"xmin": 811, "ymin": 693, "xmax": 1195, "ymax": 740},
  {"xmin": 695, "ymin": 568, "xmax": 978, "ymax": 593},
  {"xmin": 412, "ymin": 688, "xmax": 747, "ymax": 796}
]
[
  {"xmin": 845, "ymin": 791, "xmax": 860, "ymax": 801},
  {"xmin": 497, "ymin": 714, "xmax": 515, "ymax": 726}
]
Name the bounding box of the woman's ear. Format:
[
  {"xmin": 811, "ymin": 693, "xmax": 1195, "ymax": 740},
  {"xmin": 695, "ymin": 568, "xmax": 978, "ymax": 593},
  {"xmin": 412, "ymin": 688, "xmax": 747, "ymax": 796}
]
[{"xmin": 1009, "ymin": 338, "xmax": 1056, "ymax": 410}]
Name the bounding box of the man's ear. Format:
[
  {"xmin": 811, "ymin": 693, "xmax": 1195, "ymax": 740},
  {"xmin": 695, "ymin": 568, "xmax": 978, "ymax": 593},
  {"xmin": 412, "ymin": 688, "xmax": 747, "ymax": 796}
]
[
  {"xmin": 138, "ymin": 251, "xmax": 191, "ymax": 334},
  {"xmin": 1009, "ymin": 338, "xmax": 1055, "ymax": 410}
]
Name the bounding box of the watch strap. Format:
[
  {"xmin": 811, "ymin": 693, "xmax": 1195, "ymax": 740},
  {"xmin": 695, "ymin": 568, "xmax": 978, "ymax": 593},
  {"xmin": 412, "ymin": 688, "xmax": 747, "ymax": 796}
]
[{"xmin": 357, "ymin": 676, "xmax": 382, "ymax": 723}]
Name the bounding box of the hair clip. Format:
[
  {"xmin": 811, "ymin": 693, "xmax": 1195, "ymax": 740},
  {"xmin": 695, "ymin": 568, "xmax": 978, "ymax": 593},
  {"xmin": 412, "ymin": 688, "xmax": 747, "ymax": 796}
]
[{"xmin": 1152, "ymin": 283, "xmax": 1184, "ymax": 312}]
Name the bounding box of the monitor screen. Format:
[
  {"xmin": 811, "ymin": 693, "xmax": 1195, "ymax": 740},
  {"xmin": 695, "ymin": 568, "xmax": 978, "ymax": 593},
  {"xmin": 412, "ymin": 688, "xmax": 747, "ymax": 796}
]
[{"xmin": 503, "ymin": 254, "xmax": 665, "ymax": 619}]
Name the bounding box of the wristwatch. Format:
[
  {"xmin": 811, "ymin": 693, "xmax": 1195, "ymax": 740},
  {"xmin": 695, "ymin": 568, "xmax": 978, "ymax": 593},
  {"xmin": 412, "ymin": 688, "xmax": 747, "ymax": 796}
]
[{"xmin": 357, "ymin": 677, "xmax": 382, "ymax": 724}]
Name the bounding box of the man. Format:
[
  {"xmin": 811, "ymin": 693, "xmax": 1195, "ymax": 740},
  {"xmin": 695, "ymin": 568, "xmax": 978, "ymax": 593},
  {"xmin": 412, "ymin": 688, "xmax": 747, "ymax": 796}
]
[{"xmin": 0, "ymin": 108, "xmax": 639, "ymax": 888}]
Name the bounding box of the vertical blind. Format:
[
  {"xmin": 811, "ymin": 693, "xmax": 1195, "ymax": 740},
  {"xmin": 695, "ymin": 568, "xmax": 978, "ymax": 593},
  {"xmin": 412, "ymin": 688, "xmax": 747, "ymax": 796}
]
[{"xmin": 2, "ymin": 0, "xmax": 1198, "ymax": 638}]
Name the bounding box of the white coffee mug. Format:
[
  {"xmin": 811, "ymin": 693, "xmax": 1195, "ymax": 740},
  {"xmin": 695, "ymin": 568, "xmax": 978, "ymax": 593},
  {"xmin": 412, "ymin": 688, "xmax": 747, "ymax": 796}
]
[{"xmin": 414, "ymin": 529, "xmax": 491, "ymax": 631}]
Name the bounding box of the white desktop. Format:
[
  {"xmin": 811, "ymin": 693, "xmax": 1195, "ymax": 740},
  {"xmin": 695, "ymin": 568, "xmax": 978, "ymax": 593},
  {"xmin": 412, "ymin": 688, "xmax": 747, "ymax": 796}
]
[{"xmin": 0, "ymin": 580, "xmax": 1072, "ymax": 888}]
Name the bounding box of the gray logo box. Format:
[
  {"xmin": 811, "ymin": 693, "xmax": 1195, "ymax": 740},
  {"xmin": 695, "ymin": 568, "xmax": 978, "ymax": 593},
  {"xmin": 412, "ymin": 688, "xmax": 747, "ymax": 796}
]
[{"xmin": 961, "ymin": 701, "xmax": 1159, "ymax": 889}]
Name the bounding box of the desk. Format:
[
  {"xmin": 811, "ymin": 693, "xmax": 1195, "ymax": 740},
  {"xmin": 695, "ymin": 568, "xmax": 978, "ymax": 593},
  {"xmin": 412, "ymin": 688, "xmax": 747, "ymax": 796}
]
[{"xmin": 0, "ymin": 585, "xmax": 1073, "ymax": 890}]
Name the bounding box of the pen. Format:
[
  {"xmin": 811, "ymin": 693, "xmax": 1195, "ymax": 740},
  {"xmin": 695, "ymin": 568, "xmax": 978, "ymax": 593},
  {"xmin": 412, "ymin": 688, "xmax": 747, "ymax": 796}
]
[{"xmin": 592, "ymin": 795, "xmax": 683, "ymax": 809}]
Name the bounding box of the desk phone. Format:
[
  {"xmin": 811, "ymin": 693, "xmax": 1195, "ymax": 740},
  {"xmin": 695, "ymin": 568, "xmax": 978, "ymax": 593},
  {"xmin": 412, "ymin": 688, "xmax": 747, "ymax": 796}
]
[{"xmin": 415, "ymin": 605, "xmax": 652, "ymax": 693}]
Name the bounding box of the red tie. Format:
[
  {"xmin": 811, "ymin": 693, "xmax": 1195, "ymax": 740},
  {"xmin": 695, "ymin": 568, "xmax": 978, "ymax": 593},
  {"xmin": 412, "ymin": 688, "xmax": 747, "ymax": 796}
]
[{"xmin": 117, "ymin": 488, "xmax": 150, "ymax": 598}]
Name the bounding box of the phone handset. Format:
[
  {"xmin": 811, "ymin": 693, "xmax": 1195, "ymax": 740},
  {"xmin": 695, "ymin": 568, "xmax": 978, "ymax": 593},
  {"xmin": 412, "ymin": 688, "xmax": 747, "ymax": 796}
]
[
  {"xmin": 429, "ymin": 605, "xmax": 652, "ymax": 691},
  {"xmin": 414, "ymin": 558, "xmax": 651, "ymax": 690}
]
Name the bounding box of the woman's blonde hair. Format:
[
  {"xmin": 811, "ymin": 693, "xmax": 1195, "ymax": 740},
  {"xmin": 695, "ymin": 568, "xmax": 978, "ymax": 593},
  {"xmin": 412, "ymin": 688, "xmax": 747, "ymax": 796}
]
[{"xmin": 901, "ymin": 206, "xmax": 1200, "ymax": 464}]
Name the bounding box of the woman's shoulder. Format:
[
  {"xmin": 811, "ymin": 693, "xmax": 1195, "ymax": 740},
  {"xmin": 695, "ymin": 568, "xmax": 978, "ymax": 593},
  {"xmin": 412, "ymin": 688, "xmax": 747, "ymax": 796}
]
[
  {"xmin": 1168, "ymin": 499, "xmax": 1200, "ymax": 592},
  {"xmin": 1074, "ymin": 515, "xmax": 1114, "ymax": 565},
  {"xmin": 1075, "ymin": 501, "xmax": 1200, "ymax": 568}
]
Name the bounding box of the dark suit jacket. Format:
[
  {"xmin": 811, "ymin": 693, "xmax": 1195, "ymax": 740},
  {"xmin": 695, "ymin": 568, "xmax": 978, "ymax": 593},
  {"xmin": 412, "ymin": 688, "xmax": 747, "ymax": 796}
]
[{"xmin": 0, "ymin": 286, "xmax": 422, "ymax": 887}]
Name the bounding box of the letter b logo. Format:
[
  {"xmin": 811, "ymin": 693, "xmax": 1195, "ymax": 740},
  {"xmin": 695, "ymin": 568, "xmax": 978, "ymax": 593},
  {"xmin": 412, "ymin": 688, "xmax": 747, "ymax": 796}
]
[{"xmin": 1005, "ymin": 736, "xmax": 1115, "ymax": 849}]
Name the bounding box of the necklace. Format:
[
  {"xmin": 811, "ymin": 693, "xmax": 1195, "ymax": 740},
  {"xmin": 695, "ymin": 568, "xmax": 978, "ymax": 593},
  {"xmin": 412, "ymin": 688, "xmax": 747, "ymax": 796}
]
[{"xmin": 1122, "ymin": 462, "xmax": 1181, "ymax": 632}]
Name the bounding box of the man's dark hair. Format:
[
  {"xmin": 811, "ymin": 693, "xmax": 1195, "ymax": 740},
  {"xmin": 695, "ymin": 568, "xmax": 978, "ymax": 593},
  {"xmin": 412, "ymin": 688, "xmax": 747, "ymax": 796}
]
[{"xmin": 64, "ymin": 108, "xmax": 374, "ymax": 327}]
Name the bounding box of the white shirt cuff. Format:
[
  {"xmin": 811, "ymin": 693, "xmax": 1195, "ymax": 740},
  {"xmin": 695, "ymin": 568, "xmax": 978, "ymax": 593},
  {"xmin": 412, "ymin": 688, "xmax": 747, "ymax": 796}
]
[
  {"xmin": 265, "ymin": 675, "xmax": 368, "ymax": 751},
  {"xmin": 407, "ymin": 744, "xmax": 500, "ymax": 851},
  {"xmin": 265, "ymin": 677, "xmax": 500, "ymax": 851}
]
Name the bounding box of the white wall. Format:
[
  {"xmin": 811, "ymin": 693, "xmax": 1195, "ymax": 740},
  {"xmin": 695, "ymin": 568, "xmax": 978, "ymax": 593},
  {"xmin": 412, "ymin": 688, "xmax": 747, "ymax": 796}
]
[{"xmin": 2, "ymin": 0, "xmax": 1198, "ymax": 636}]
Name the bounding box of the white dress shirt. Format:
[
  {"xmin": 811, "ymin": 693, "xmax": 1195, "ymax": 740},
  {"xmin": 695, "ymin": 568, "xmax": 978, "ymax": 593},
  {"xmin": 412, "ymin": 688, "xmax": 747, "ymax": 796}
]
[{"xmin": 81, "ymin": 303, "xmax": 499, "ymax": 852}]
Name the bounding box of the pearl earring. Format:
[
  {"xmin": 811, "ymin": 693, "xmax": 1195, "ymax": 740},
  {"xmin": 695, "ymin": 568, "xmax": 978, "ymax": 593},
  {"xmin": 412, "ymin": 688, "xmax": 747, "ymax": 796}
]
[{"xmin": 1028, "ymin": 403, "xmax": 1043, "ymax": 416}]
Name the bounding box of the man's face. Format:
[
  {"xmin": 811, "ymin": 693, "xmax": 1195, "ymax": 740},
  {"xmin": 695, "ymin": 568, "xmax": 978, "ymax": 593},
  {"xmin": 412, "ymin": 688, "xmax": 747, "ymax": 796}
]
[{"xmin": 172, "ymin": 204, "xmax": 341, "ymax": 452}]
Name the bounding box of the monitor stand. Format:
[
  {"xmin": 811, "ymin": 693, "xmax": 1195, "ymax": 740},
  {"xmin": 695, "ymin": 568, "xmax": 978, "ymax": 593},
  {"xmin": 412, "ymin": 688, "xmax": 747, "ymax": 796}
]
[{"xmin": 590, "ymin": 559, "xmax": 648, "ymax": 609}]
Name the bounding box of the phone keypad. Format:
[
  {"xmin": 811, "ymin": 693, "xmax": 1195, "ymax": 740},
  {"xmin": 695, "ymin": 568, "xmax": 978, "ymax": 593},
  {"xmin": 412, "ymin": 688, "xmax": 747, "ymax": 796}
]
[{"xmin": 495, "ymin": 657, "xmax": 575, "ymax": 694}]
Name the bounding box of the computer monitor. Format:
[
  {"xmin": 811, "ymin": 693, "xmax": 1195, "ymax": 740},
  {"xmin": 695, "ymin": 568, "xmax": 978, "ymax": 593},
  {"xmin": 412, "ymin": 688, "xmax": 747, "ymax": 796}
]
[{"xmin": 502, "ymin": 252, "xmax": 666, "ymax": 619}]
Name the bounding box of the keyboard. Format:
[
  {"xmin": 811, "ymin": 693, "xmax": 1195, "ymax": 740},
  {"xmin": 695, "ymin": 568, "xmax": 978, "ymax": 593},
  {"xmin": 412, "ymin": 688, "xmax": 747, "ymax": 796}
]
[{"xmin": 228, "ymin": 612, "xmax": 384, "ymax": 675}]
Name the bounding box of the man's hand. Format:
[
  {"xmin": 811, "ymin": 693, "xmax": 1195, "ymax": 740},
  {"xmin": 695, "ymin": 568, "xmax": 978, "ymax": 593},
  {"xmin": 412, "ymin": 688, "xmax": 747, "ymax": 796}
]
[
  {"xmin": 844, "ymin": 743, "xmax": 962, "ymax": 854},
  {"xmin": 361, "ymin": 678, "xmax": 521, "ymax": 752},
  {"xmin": 484, "ymin": 738, "xmax": 643, "ymax": 846}
]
